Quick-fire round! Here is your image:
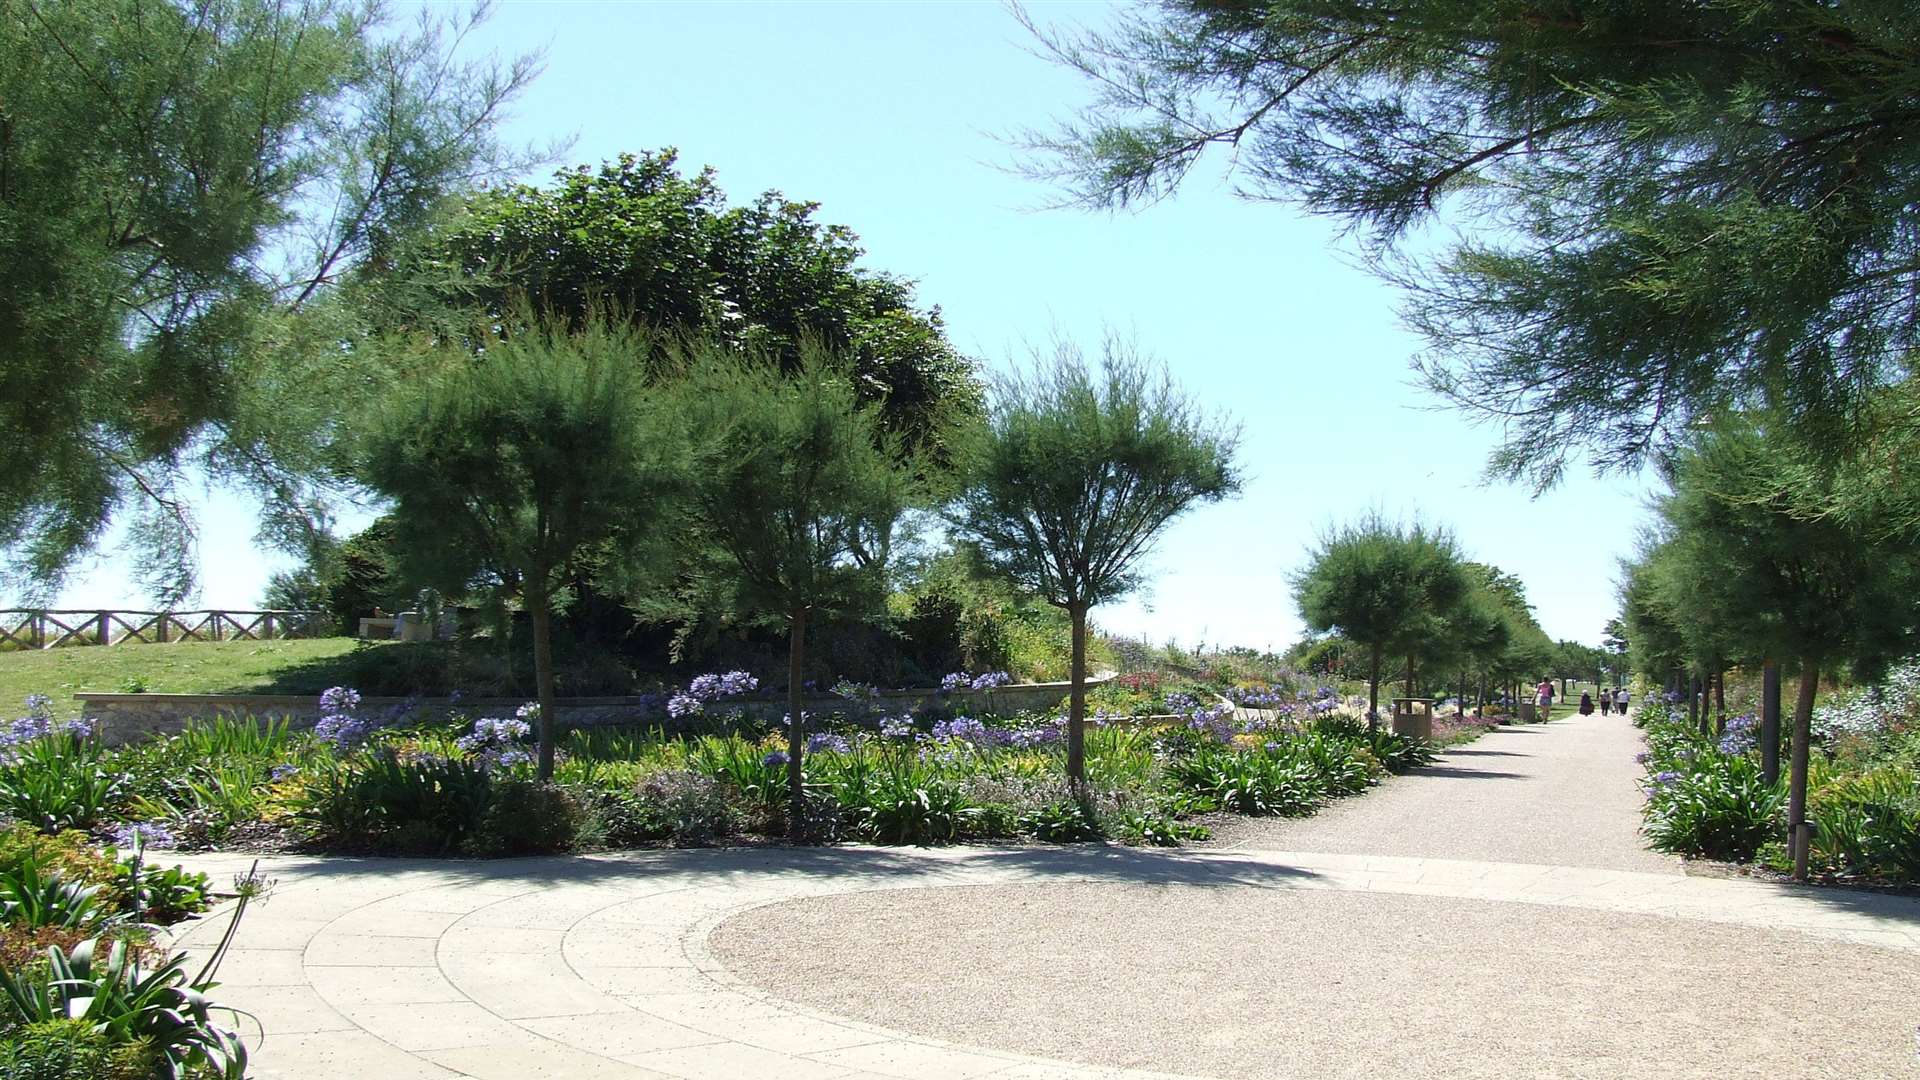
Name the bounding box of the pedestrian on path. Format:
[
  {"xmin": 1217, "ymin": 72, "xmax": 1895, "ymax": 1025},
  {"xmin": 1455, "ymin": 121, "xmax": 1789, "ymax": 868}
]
[
  {"xmin": 1578, "ymin": 691, "xmax": 1594, "ymax": 716},
  {"xmin": 1599, "ymin": 688, "xmax": 1614, "ymax": 715},
  {"xmin": 1536, "ymin": 678, "xmax": 1554, "ymax": 715},
  {"xmin": 1616, "ymin": 686, "xmax": 1630, "ymax": 713}
]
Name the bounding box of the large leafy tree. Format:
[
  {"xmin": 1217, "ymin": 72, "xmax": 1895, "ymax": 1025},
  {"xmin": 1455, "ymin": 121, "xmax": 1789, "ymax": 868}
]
[
  {"xmin": 0, "ymin": 0, "xmax": 541, "ymax": 598},
  {"xmin": 396, "ymin": 149, "xmax": 984, "ymax": 462},
  {"xmin": 679, "ymin": 347, "xmax": 912, "ymax": 833},
  {"xmin": 950, "ymin": 339, "xmax": 1241, "ymax": 782},
  {"xmin": 1019, "ymin": 2, "xmax": 1920, "ymax": 487},
  {"xmin": 358, "ymin": 314, "xmax": 685, "ymax": 779},
  {"xmin": 1295, "ymin": 517, "xmax": 1469, "ymax": 728},
  {"xmin": 1650, "ymin": 420, "xmax": 1920, "ymax": 878}
]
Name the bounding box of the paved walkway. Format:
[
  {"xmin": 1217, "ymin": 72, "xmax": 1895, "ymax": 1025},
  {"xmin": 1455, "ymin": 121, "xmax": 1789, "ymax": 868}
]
[
  {"xmin": 167, "ymin": 714, "xmax": 1920, "ymax": 1079},
  {"xmin": 1211, "ymin": 710, "xmax": 1680, "ymax": 872}
]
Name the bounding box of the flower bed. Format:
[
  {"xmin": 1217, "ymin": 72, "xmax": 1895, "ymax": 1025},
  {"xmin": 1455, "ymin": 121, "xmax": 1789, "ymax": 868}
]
[
  {"xmin": 0, "ymin": 701, "xmax": 259, "ymax": 1078},
  {"xmin": 0, "ymin": 672, "xmax": 1443, "ymax": 856},
  {"xmin": 1634, "ymin": 676, "xmax": 1920, "ymax": 884}
]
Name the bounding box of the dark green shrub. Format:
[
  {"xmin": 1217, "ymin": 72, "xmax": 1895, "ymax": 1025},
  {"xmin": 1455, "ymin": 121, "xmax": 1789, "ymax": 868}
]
[
  {"xmin": 1023, "ymin": 797, "xmax": 1102, "ymax": 843},
  {"xmin": 468, "ymin": 781, "xmax": 578, "ymax": 856},
  {"xmin": 0, "ymin": 1019, "xmax": 152, "ymax": 1080},
  {"xmin": 291, "ymin": 750, "xmax": 495, "ymax": 854}
]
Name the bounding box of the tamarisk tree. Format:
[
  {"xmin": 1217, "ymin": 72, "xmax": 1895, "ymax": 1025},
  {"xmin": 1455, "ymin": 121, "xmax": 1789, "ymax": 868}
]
[
  {"xmin": 948, "ymin": 338, "xmax": 1241, "ymax": 782},
  {"xmin": 680, "ymin": 347, "xmax": 911, "ymax": 835},
  {"xmin": 359, "ymin": 315, "xmax": 683, "ymax": 779}
]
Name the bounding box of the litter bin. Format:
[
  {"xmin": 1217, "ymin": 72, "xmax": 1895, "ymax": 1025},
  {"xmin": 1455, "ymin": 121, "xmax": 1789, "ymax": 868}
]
[
  {"xmin": 1391, "ymin": 697, "xmax": 1434, "ymax": 740},
  {"xmin": 1519, "ymin": 701, "xmax": 1538, "ymax": 723}
]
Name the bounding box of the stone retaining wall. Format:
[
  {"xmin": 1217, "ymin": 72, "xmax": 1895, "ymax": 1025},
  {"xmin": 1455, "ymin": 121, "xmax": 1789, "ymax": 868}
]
[{"xmin": 75, "ymin": 677, "xmax": 1109, "ymax": 744}]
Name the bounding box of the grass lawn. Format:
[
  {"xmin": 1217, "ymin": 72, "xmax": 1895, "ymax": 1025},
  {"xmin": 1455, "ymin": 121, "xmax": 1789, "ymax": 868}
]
[{"xmin": 0, "ymin": 638, "xmax": 389, "ymax": 716}]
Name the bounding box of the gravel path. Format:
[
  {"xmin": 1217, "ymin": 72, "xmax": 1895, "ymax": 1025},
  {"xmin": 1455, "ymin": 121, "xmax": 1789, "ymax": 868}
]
[
  {"xmin": 1206, "ymin": 710, "xmax": 1680, "ymax": 873},
  {"xmin": 712, "ymin": 883, "xmax": 1920, "ymax": 1079}
]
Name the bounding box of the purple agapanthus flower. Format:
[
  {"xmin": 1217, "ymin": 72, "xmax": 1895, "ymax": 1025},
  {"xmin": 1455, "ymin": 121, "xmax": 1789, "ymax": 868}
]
[
  {"xmin": 111, "ymin": 821, "xmax": 177, "ymax": 851},
  {"xmin": 762, "ymin": 750, "xmax": 789, "ymax": 768},
  {"xmin": 806, "ymin": 732, "xmax": 852, "ymax": 754}
]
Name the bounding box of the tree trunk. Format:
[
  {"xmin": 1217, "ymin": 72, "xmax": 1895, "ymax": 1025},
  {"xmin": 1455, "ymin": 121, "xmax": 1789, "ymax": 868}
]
[
  {"xmin": 1066, "ymin": 603, "xmax": 1089, "ymax": 785},
  {"xmin": 1714, "ymin": 668, "xmax": 1726, "ymax": 726},
  {"xmin": 787, "ymin": 608, "xmax": 809, "ymax": 838},
  {"xmin": 528, "ymin": 595, "xmax": 558, "ymax": 781},
  {"xmin": 1367, "ymin": 646, "xmax": 1382, "ymax": 732},
  {"xmin": 1761, "ymin": 660, "xmax": 1782, "ymax": 786},
  {"xmin": 1560, "ymin": 676, "xmax": 1569, "ymax": 701},
  {"xmin": 1689, "ymin": 674, "xmax": 1704, "ymax": 736},
  {"xmin": 1789, "ymin": 660, "xmax": 1817, "ymax": 881}
]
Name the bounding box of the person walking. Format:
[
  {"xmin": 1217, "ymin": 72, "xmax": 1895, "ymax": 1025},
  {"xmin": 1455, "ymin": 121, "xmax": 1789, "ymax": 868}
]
[
  {"xmin": 1535, "ymin": 678, "xmax": 1555, "ymax": 717},
  {"xmin": 1616, "ymin": 686, "xmax": 1631, "ymax": 714},
  {"xmin": 1578, "ymin": 690, "xmax": 1595, "ymax": 716},
  {"xmin": 1599, "ymin": 687, "xmax": 1614, "ymax": 716}
]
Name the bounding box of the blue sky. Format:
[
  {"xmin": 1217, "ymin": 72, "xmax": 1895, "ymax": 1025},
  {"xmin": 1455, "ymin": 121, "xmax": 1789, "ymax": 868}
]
[{"xmin": 29, "ymin": 0, "xmax": 1649, "ymax": 648}]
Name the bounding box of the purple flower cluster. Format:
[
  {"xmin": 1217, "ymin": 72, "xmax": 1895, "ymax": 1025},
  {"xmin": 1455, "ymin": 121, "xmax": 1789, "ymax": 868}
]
[
  {"xmin": 762, "ymin": 750, "xmax": 789, "ymax": 768},
  {"xmin": 1, "ymin": 700, "xmax": 97, "ymax": 750},
  {"xmin": 111, "ymin": 821, "xmax": 177, "ymax": 851},
  {"xmin": 931, "ymin": 715, "xmax": 993, "ymax": 743},
  {"xmin": 879, "ymin": 715, "xmax": 917, "ymax": 739},
  {"xmin": 1644, "ymin": 769, "xmax": 1685, "ymax": 793},
  {"xmin": 806, "ymin": 732, "xmax": 852, "ymax": 754},
  {"xmin": 456, "ymin": 711, "xmax": 534, "ymax": 769},
  {"xmin": 314, "ymin": 686, "xmax": 381, "ymax": 749},
  {"xmin": 668, "ymin": 671, "xmax": 759, "ymax": 718},
  {"xmin": 940, "ymin": 671, "xmax": 1012, "ymax": 693},
  {"xmin": 1229, "ymin": 686, "xmax": 1289, "ymax": 709},
  {"xmin": 1717, "ymin": 714, "xmax": 1760, "ymax": 756}
]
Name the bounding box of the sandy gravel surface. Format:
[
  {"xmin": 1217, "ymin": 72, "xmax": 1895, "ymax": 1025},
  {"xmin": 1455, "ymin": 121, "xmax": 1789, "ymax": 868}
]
[
  {"xmin": 712, "ymin": 882, "xmax": 1920, "ymax": 1080},
  {"xmin": 1206, "ymin": 712, "xmax": 1680, "ymax": 874}
]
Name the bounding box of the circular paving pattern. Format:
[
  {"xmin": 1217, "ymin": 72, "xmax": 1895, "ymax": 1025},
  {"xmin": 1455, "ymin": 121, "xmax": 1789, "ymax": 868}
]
[{"xmin": 711, "ymin": 882, "xmax": 1920, "ymax": 1080}]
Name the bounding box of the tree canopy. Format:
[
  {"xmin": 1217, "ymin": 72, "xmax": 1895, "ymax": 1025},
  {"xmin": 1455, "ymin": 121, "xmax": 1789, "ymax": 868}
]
[
  {"xmin": 1294, "ymin": 516, "xmax": 1468, "ymax": 725},
  {"xmin": 0, "ymin": 0, "xmax": 541, "ymax": 598},
  {"xmin": 396, "ymin": 149, "xmax": 984, "ymax": 461},
  {"xmin": 1019, "ymin": 1, "xmax": 1920, "ymax": 487}
]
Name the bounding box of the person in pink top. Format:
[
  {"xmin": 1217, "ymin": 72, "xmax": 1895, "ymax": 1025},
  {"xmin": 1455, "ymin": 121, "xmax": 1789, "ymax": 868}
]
[{"xmin": 1536, "ymin": 678, "xmax": 1555, "ymax": 714}]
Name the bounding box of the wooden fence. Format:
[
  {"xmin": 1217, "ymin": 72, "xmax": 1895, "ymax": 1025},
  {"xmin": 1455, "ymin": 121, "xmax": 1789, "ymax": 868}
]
[{"xmin": 0, "ymin": 609, "xmax": 331, "ymax": 650}]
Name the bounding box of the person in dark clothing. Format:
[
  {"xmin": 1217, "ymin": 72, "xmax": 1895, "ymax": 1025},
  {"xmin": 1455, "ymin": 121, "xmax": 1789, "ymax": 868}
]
[{"xmin": 1578, "ymin": 691, "xmax": 1595, "ymax": 716}]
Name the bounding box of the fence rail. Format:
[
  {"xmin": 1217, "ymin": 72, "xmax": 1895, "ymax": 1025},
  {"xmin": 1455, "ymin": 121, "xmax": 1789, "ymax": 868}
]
[{"xmin": 0, "ymin": 609, "xmax": 330, "ymax": 650}]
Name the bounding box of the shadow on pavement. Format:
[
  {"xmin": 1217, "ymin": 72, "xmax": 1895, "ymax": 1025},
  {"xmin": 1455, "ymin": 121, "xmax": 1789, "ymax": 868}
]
[{"xmin": 195, "ymin": 842, "xmax": 1327, "ymax": 894}]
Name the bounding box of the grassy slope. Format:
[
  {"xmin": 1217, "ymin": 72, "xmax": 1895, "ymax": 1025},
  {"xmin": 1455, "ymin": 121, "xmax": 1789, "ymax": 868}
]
[{"xmin": 0, "ymin": 638, "xmax": 378, "ymax": 717}]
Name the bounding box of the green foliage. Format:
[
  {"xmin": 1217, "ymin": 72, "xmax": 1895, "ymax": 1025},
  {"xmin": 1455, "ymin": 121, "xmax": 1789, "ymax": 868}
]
[
  {"xmin": 1641, "ymin": 732, "xmax": 1786, "ymax": 861},
  {"xmin": 0, "ymin": 938, "xmax": 247, "ymax": 1079},
  {"xmin": 0, "ymin": 1019, "xmax": 152, "ymax": 1080},
  {"xmin": 1020, "ymin": 2, "xmax": 1920, "ymax": 485},
  {"xmin": 950, "ymin": 337, "xmax": 1241, "ymax": 612},
  {"xmin": 0, "ymin": 738, "xmax": 120, "ymax": 833},
  {"xmin": 1167, "ymin": 744, "xmax": 1325, "ymax": 817},
  {"xmin": 1809, "ymin": 768, "xmax": 1920, "ymax": 882},
  {"xmin": 0, "ymin": 0, "xmax": 538, "ymax": 594},
  {"xmin": 290, "ymin": 750, "xmax": 498, "ymax": 855},
  {"xmin": 0, "ymin": 865, "xmax": 104, "ymax": 931},
  {"xmin": 404, "ymin": 149, "xmax": 983, "ymax": 460},
  {"xmin": 948, "ymin": 336, "xmax": 1240, "ymax": 779}
]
